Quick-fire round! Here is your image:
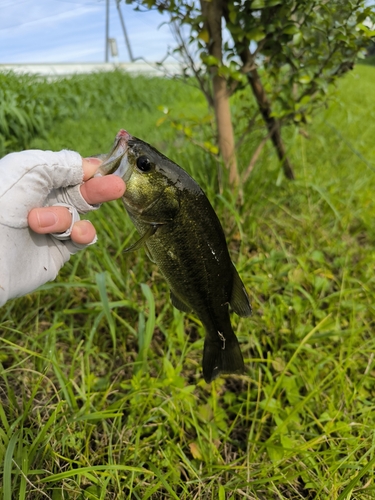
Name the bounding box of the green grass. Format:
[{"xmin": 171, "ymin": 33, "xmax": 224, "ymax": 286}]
[{"xmin": 1, "ymin": 64, "xmax": 375, "ymax": 499}]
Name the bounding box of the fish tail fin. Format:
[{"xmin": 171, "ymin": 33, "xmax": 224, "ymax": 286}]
[{"xmin": 202, "ymin": 332, "xmax": 244, "ymax": 383}]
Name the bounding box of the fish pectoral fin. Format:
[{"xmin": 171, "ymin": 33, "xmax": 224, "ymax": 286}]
[
  {"xmin": 123, "ymin": 225, "xmax": 158, "ymax": 253},
  {"xmin": 170, "ymin": 291, "xmax": 192, "ymax": 313},
  {"xmin": 230, "ymin": 265, "xmax": 252, "ymax": 317},
  {"xmin": 145, "ymin": 248, "xmax": 156, "ymax": 263}
]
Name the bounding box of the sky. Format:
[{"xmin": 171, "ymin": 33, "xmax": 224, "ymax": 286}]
[{"xmin": 0, "ymin": 0, "xmax": 177, "ymax": 63}]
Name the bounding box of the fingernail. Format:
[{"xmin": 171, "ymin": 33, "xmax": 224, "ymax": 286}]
[
  {"xmin": 37, "ymin": 211, "xmax": 58, "ymax": 228},
  {"xmin": 76, "ymin": 220, "xmax": 95, "ymax": 237},
  {"xmin": 75, "ymin": 223, "xmax": 88, "ymax": 236},
  {"xmin": 85, "ymin": 157, "xmax": 102, "ymax": 166}
]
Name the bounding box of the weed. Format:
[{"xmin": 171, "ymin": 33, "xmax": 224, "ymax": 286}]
[{"xmin": 1, "ymin": 65, "xmax": 375, "ymax": 499}]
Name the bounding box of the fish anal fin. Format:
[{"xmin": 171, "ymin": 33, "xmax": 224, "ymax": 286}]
[
  {"xmin": 230, "ymin": 265, "xmax": 252, "ymax": 317},
  {"xmin": 170, "ymin": 291, "xmax": 191, "ymax": 313},
  {"xmin": 123, "ymin": 225, "xmax": 157, "ymax": 253}
]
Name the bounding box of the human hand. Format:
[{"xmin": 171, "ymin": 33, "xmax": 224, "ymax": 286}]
[
  {"xmin": 0, "ymin": 149, "xmax": 125, "ymax": 306},
  {"xmin": 27, "ymin": 157, "xmax": 125, "ymax": 245}
]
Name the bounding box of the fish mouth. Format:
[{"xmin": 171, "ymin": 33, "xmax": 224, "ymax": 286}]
[{"xmin": 98, "ymin": 129, "xmax": 133, "ymax": 181}]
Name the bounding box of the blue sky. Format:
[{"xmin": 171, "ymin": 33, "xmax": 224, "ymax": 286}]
[{"xmin": 0, "ymin": 0, "xmax": 176, "ymax": 63}]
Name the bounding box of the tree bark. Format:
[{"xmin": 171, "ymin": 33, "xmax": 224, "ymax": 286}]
[
  {"xmin": 238, "ymin": 49, "xmax": 295, "ymax": 180},
  {"xmin": 200, "ymin": 0, "xmax": 239, "ymax": 186},
  {"xmin": 246, "ymin": 65, "xmax": 295, "ymax": 180},
  {"xmin": 221, "ymin": 2, "xmax": 294, "ymax": 180}
]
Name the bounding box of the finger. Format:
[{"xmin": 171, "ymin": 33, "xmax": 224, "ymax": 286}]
[
  {"xmin": 28, "ymin": 206, "xmax": 72, "ymax": 234},
  {"xmin": 80, "ymin": 174, "xmax": 126, "ymax": 205},
  {"xmin": 71, "ymin": 220, "xmax": 96, "ymax": 245},
  {"xmin": 82, "ymin": 157, "xmax": 103, "ymax": 181}
]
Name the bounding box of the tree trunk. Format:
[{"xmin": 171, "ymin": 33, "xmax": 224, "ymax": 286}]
[
  {"xmin": 212, "ymin": 75, "xmax": 239, "ymax": 186},
  {"xmin": 245, "ymin": 65, "xmax": 295, "ymax": 180},
  {"xmin": 221, "ymin": 1, "xmax": 294, "ymax": 180},
  {"xmin": 200, "ymin": 0, "xmax": 239, "ymax": 186}
]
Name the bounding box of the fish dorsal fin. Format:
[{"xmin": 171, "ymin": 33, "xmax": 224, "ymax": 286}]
[
  {"xmin": 123, "ymin": 225, "xmax": 157, "ymax": 253},
  {"xmin": 170, "ymin": 291, "xmax": 191, "ymax": 313},
  {"xmin": 230, "ymin": 265, "xmax": 252, "ymax": 317}
]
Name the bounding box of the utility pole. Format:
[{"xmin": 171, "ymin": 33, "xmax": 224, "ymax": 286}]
[
  {"xmin": 105, "ymin": 0, "xmax": 110, "ymax": 62},
  {"xmin": 116, "ymin": 0, "xmax": 134, "ymax": 62}
]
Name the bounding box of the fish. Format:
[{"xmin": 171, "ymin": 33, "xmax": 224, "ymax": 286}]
[{"xmin": 99, "ymin": 129, "xmax": 252, "ymax": 383}]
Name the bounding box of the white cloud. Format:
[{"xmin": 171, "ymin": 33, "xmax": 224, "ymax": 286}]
[{"xmin": 0, "ymin": 1, "xmax": 99, "ymax": 30}]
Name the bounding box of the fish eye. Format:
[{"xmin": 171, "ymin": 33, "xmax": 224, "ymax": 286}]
[{"xmin": 136, "ymin": 155, "xmax": 152, "ymax": 172}]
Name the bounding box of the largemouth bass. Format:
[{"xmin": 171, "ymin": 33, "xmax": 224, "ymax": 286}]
[{"xmin": 99, "ymin": 129, "xmax": 252, "ymax": 383}]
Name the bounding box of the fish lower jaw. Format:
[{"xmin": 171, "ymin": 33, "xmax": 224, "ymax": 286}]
[
  {"xmin": 116, "ymin": 129, "xmax": 131, "ymax": 140},
  {"xmin": 113, "ymin": 153, "xmax": 130, "ymax": 180}
]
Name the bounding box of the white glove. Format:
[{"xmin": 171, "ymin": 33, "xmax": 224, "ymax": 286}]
[{"xmin": 0, "ymin": 149, "xmax": 103, "ymax": 306}]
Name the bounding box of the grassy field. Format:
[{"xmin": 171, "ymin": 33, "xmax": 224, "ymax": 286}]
[{"xmin": 1, "ymin": 64, "xmax": 375, "ymax": 499}]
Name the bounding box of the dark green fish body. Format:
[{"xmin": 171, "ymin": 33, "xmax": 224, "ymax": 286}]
[{"xmin": 100, "ymin": 130, "xmax": 251, "ymax": 382}]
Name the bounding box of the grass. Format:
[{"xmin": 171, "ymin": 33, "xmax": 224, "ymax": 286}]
[
  {"xmin": 1, "ymin": 64, "xmax": 375, "ymax": 499},
  {"xmin": 0, "ymin": 70, "xmax": 206, "ymax": 158}
]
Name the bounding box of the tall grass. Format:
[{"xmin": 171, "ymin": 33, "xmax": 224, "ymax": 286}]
[
  {"xmin": 1, "ymin": 65, "xmax": 375, "ymax": 499},
  {"xmin": 0, "ymin": 70, "xmax": 204, "ymax": 157}
]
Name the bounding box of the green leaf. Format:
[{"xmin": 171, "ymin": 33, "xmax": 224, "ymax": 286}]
[
  {"xmin": 201, "ymin": 54, "xmax": 220, "ymax": 67},
  {"xmin": 246, "ymin": 27, "xmax": 266, "ymax": 41},
  {"xmin": 203, "ymin": 141, "xmax": 219, "ymax": 155},
  {"xmin": 40, "ymin": 465, "xmax": 152, "ymax": 483},
  {"xmin": 267, "ymin": 444, "xmax": 284, "ymax": 462},
  {"xmin": 135, "ymin": 283, "xmax": 156, "ymax": 373},
  {"xmin": 292, "ymin": 31, "xmax": 303, "ymax": 46},
  {"xmin": 356, "ymin": 12, "xmax": 368, "ymax": 23},
  {"xmin": 251, "ymin": 0, "xmax": 265, "ymax": 7},
  {"xmin": 280, "ymin": 435, "xmax": 296, "ymax": 450},
  {"xmin": 229, "ymin": 10, "xmax": 237, "ymax": 24},
  {"xmin": 219, "ymin": 485, "xmax": 226, "ymax": 500},
  {"xmin": 198, "ymin": 28, "xmax": 209, "ymax": 43},
  {"xmin": 251, "ymin": 0, "xmax": 281, "ymax": 8},
  {"xmin": 298, "ymin": 75, "xmax": 312, "ymax": 84},
  {"xmin": 4, "ymin": 431, "xmax": 19, "ymax": 500},
  {"xmin": 283, "ymin": 25, "xmax": 300, "ymax": 35},
  {"xmin": 96, "ymin": 272, "xmax": 116, "ymax": 350},
  {"xmin": 337, "ymin": 453, "xmax": 375, "ymax": 500}
]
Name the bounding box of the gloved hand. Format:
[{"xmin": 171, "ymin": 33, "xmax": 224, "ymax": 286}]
[{"xmin": 0, "ymin": 149, "xmax": 125, "ymax": 306}]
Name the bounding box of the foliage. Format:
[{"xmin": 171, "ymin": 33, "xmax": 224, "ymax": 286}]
[
  {"xmin": 1, "ymin": 65, "xmax": 375, "ymax": 498},
  {"xmin": 137, "ymin": 0, "xmax": 375, "ymax": 124},
  {"xmin": 227, "ymin": 0, "xmax": 375, "ymax": 122},
  {"xmin": 128, "ymin": 0, "xmax": 375, "ymax": 182}
]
